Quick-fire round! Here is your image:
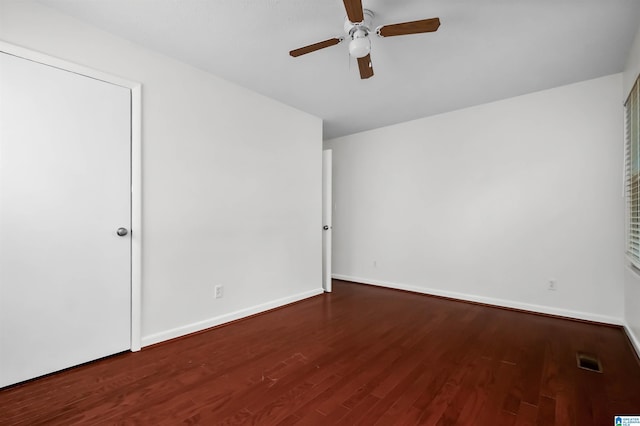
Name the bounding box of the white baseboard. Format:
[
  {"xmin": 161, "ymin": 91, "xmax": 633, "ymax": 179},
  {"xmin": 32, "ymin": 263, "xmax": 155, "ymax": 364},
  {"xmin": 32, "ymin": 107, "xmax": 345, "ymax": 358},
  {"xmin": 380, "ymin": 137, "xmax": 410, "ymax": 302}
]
[
  {"xmin": 332, "ymin": 274, "xmax": 624, "ymax": 326},
  {"xmin": 623, "ymin": 323, "xmax": 640, "ymax": 360},
  {"xmin": 141, "ymin": 288, "xmax": 324, "ymax": 347}
]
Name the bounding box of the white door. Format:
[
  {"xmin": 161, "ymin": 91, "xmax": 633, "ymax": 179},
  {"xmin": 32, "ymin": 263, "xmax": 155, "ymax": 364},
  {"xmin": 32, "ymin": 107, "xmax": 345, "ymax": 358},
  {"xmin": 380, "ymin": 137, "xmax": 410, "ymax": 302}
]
[
  {"xmin": 322, "ymin": 149, "xmax": 332, "ymax": 292},
  {"xmin": 0, "ymin": 52, "xmax": 132, "ymax": 387}
]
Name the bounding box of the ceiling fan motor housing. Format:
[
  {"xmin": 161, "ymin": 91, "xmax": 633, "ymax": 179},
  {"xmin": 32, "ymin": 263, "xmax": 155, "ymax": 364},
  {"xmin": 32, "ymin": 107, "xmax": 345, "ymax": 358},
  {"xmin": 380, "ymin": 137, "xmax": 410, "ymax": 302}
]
[{"xmin": 345, "ymin": 9, "xmax": 374, "ymax": 58}]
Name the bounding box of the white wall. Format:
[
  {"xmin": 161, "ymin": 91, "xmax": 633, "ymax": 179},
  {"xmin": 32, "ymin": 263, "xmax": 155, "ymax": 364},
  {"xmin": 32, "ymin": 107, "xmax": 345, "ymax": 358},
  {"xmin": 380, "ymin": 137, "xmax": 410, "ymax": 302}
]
[
  {"xmin": 623, "ymin": 26, "xmax": 640, "ymax": 354},
  {"xmin": 325, "ymin": 74, "xmax": 625, "ymax": 324},
  {"xmin": 0, "ymin": 1, "xmax": 322, "ymax": 346}
]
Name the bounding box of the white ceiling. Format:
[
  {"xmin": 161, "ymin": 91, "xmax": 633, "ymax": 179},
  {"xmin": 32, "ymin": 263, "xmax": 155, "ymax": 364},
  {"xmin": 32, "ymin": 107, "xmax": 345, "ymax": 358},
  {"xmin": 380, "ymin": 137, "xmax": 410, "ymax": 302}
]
[{"xmin": 38, "ymin": 0, "xmax": 640, "ymax": 140}]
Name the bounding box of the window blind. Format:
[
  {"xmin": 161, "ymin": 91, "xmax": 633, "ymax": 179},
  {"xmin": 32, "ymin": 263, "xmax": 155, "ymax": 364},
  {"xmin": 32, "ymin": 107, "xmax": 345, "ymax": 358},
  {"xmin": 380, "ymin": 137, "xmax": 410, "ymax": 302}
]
[{"xmin": 626, "ymin": 78, "xmax": 640, "ymax": 267}]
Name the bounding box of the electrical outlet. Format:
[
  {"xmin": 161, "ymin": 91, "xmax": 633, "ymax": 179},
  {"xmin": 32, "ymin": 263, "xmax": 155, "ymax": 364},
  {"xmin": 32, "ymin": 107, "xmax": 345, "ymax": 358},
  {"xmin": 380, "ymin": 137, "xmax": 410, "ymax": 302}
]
[
  {"xmin": 215, "ymin": 285, "xmax": 223, "ymax": 299},
  {"xmin": 548, "ymin": 279, "xmax": 558, "ymax": 291}
]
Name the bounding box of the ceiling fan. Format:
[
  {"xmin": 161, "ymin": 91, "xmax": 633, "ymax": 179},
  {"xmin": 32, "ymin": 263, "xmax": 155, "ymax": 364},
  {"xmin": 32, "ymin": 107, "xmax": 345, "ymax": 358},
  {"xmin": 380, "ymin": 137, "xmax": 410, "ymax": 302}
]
[{"xmin": 289, "ymin": 0, "xmax": 441, "ymax": 79}]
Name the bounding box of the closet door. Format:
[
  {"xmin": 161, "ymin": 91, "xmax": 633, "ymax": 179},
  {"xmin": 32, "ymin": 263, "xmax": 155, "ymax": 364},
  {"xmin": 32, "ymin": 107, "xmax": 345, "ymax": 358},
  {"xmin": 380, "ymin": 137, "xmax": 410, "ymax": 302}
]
[{"xmin": 0, "ymin": 52, "xmax": 131, "ymax": 387}]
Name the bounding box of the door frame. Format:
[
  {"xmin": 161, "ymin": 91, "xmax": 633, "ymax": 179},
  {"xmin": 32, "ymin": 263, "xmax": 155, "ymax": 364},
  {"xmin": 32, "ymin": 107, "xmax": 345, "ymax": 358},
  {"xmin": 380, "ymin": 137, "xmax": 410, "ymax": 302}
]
[
  {"xmin": 322, "ymin": 149, "xmax": 332, "ymax": 292},
  {"xmin": 0, "ymin": 41, "xmax": 143, "ymax": 351}
]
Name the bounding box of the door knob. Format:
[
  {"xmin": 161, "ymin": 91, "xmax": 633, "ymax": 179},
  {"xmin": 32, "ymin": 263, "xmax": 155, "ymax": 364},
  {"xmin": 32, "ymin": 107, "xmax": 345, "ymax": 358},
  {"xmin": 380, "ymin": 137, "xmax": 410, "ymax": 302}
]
[
  {"xmin": 323, "ymin": 225, "xmax": 329, "ymax": 230},
  {"xmin": 116, "ymin": 227, "xmax": 128, "ymax": 236}
]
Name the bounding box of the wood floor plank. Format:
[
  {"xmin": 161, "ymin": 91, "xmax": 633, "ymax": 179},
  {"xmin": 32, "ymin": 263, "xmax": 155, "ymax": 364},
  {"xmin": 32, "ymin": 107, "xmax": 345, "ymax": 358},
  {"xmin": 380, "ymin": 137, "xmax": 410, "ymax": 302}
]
[
  {"xmin": 336, "ymin": 393, "xmax": 381, "ymax": 425},
  {"xmin": 357, "ymin": 360, "xmax": 438, "ymax": 425},
  {"xmin": 1, "ymin": 280, "xmax": 639, "ymax": 425},
  {"xmin": 275, "ymin": 413, "xmax": 300, "ymax": 426},
  {"xmin": 473, "ymin": 360, "xmax": 519, "ymax": 424},
  {"xmin": 514, "ymin": 401, "xmax": 538, "ymax": 425},
  {"xmin": 430, "ymin": 356, "xmax": 491, "ymax": 425},
  {"xmin": 536, "ymin": 395, "xmax": 556, "ymax": 426}
]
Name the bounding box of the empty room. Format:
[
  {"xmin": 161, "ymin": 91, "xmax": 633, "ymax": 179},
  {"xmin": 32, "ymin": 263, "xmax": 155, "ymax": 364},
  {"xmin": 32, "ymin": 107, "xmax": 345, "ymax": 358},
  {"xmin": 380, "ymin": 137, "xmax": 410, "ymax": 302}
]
[{"xmin": 1, "ymin": 0, "xmax": 640, "ymax": 424}]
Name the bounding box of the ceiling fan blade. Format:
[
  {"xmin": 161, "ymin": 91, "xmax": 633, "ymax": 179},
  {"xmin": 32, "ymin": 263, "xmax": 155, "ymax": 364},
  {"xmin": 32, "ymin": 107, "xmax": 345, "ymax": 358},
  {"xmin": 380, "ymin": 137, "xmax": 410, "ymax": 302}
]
[
  {"xmin": 289, "ymin": 38, "xmax": 342, "ymax": 57},
  {"xmin": 343, "ymin": 0, "xmax": 364, "ymax": 23},
  {"xmin": 377, "ymin": 17, "xmax": 440, "ymax": 37},
  {"xmin": 357, "ymin": 54, "xmax": 374, "ymax": 79}
]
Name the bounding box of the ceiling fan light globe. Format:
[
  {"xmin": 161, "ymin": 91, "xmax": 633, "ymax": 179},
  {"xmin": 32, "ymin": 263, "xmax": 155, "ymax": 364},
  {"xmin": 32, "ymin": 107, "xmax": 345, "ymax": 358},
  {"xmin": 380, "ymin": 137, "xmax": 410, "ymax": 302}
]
[{"xmin": 349, "ymin": 37, "xmax": 370, "ymax": 58}]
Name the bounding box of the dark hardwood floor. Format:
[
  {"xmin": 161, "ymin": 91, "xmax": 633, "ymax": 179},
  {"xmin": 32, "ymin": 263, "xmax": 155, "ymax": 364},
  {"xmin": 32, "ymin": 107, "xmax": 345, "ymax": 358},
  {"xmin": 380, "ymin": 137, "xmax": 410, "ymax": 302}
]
[{"xmin": 1, "ymin": 280, "xmax": 639, "ymax": 425}]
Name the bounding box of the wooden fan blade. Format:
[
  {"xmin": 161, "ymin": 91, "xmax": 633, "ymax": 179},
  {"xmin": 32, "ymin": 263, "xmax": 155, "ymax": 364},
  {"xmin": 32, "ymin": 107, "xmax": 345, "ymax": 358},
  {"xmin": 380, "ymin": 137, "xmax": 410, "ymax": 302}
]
[
  {"xmin": 343, "ymin": 0, "xmax": 364, "ymax": 23},
  {"xmin": 357, "ymin": 54, "xmax": 374, "ymax": 79},
  {"xmin": 289, "ymin": 38, "xmax": 342, "ymax": 57},
  {"xmin": 377, "ymin": 17, "xmax": 440, "ymax": 37}
]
